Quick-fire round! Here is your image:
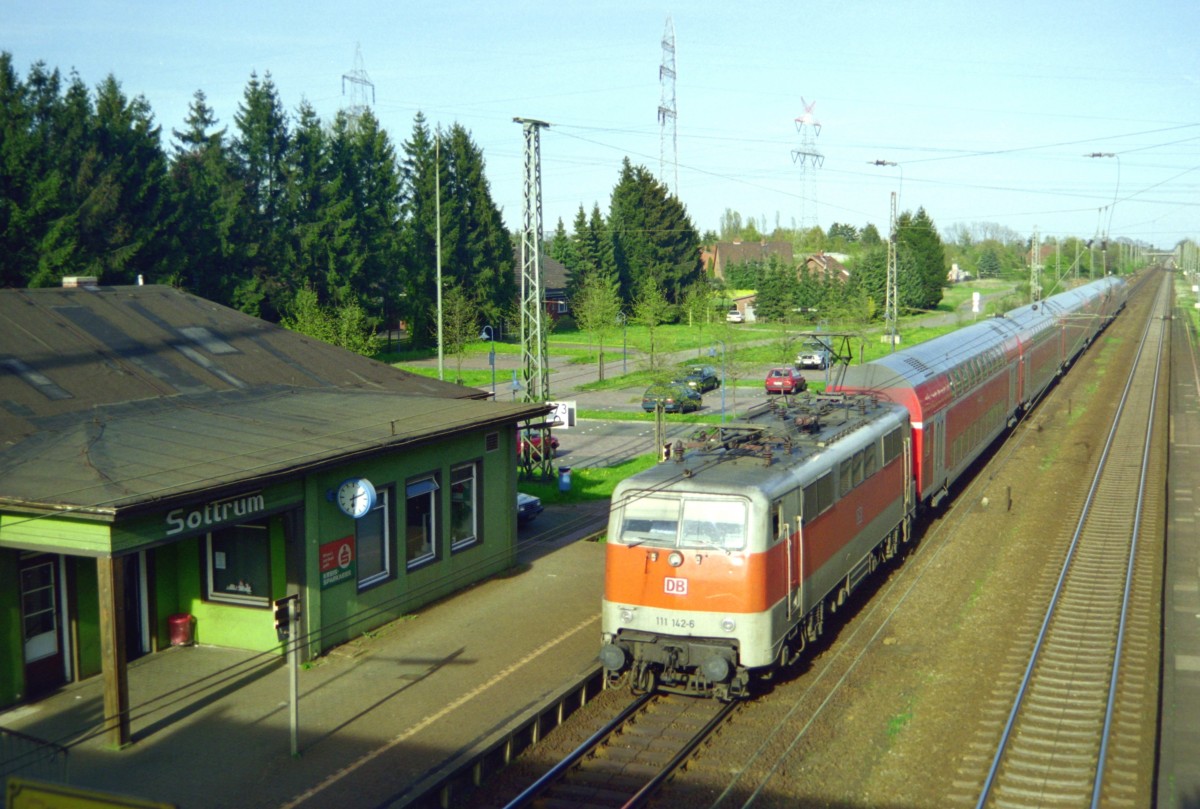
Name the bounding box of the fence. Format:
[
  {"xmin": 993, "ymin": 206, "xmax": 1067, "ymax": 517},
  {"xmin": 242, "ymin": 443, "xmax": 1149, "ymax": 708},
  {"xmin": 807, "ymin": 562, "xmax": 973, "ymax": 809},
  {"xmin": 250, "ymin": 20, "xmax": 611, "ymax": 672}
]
[{"xmin": 0, "ymin": 726, "xmax": 68, "ymax": 806}]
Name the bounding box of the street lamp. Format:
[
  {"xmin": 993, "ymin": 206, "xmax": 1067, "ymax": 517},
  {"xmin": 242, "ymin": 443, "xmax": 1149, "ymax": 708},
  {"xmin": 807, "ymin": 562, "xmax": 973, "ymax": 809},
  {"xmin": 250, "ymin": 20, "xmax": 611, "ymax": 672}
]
[
  {"xmin": 708, "ymin": 340, "xmax": 727, "ymax": 424},
  {"xmin": 616, "ymin": 311, "xmax": 628, "ymax": 374},
  {"xmin": 480, "ymin": 325, "xmax": 496, "ymax": 399}
]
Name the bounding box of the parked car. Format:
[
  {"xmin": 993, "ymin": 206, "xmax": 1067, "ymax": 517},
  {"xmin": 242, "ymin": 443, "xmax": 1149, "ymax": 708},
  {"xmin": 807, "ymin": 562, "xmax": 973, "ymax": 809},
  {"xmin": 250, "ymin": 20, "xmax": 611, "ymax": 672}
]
[
  {"xmin": 765, "ymin": 367, "xmax": 807, "ymax": 395},
  {"xmin": 795, "ymin": 341, "xmax": 831, "ymax": 370},
  {"xmin": 681, "ymin": 364, "xmax": 721, "ymax": 393},
  {"xmin": 641, "ymin": 382, "xmax": 702, "ymax": 413},
  {"xmin": 725, "ymin": 309, "xmax": 745, "ymax": 323},
  {"xmin": 518, "ymin": 430, "xmax": 559, "ymax": 457},
  {"xmin": 517, "ymin": 492, "xmax": 544, "ymax": 524}
]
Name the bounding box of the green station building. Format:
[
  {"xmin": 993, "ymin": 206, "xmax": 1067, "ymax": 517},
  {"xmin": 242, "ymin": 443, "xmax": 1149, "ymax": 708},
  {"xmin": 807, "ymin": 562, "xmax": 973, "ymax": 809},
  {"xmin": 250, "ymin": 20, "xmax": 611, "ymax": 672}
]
[{"xmin": 0, "ymin": 281, "xmax": 548, "ymax": 746}]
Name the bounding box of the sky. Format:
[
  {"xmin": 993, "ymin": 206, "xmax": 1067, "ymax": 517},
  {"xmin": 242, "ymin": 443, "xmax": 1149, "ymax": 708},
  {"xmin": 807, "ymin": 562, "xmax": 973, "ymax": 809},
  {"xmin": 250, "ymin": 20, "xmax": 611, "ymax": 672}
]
[{"xmin": 6, "ymin": 0, "xmax": 1200, "ymax": 250}]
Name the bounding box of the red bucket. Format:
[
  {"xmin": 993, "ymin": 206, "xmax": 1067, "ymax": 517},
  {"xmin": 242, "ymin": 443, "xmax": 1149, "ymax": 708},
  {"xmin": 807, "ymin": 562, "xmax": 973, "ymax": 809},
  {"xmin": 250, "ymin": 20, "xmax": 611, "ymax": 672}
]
[{"xmin": 168, "ymin": 613, "xmax": 194, "ymax": 646}]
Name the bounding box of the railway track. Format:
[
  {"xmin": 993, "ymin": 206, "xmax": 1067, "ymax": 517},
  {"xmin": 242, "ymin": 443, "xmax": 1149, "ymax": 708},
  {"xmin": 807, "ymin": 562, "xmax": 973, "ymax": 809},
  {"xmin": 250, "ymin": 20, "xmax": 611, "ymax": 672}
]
[
  {"xmin": 963, "ymin": 274, "xmax": 1169, "ymax": 808},
  {"xmin": 638, "ymin": 274, "xmax": 1165, "ymax": 808},
  {"xmin": 494, "ymin": 693, "xmax": 735, "ymax": 809}
]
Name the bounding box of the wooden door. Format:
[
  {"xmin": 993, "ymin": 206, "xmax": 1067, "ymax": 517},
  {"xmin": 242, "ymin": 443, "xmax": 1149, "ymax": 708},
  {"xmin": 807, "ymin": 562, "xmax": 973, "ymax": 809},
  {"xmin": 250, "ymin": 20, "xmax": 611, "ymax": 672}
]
[{"xmin": 21, "ymin": 556, "xmax": 65, "ymax": 697}]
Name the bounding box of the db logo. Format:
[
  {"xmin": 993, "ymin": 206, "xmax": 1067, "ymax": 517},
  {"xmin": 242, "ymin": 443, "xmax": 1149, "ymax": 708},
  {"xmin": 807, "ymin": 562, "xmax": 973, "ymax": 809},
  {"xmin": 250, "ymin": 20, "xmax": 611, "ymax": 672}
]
[{"xmin": 664, "ymin": 577, "xmax": 688, "ymax": 595}]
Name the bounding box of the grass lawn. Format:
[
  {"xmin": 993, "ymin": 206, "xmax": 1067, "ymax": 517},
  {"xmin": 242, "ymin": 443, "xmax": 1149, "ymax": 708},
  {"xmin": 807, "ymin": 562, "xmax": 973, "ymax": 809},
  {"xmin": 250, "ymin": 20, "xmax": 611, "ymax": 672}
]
[
  {"xmin": 518, "ymin": 453, "xmax": 659, "ymax": 504},
  {"xmin": 378, "ymin": 278, "xmax": 1037, "ymax": 392}
]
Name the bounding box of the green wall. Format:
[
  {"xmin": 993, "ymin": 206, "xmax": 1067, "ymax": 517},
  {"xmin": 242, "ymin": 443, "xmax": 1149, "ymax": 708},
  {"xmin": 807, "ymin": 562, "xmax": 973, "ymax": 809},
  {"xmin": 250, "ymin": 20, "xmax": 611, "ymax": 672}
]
[
  {"xmin": 0, "ymin": 422, "xmax": 523, "ymax": 709},
  {"xmin": 307, "ymin": 427, "xmax": 519, "ymax": 654},
  {"xmin": 0, "ymin": 551, "xmax": 22, "ymax": 704},
  {"xmin": 163, "ymin": 526, "xmax": 287, "ymax": 654},
  {"xmin": 73, "ymin": 559, "xmax": 100, "ymax": 679}
]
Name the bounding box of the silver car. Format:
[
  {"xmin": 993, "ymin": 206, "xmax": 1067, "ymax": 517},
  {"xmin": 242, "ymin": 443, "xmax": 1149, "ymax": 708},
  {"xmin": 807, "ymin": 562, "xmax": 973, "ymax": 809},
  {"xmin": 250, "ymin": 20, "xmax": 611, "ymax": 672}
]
[{"xmin": 795, "ymin": 341, "xmax": 830, "ymax": 370}]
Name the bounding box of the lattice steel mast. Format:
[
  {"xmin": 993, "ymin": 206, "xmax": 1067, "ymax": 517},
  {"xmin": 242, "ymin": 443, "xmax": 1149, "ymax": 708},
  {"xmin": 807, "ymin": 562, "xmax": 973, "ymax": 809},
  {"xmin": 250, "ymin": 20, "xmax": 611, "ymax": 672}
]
[
  {"xmin": 658, "ymin": 16, "xmax": 679, "ymax": 195},
  {"xmin": 514, "ymin": 118, "xmax": 552, "ymax": 480},
  {"xmin": 884, "ymin": 191, "xmax": 899, "ymax": 350},
  {"xmin": 341, "ymin": 43, "xmax": 375, "ymax": 123},
  {"xmin": 790, "ymin": 98, "xmax": 823, "ymax": 231},
  {"xmin": 1030, "ymin": 226, "xmax": 1042, "ymax": 302}
]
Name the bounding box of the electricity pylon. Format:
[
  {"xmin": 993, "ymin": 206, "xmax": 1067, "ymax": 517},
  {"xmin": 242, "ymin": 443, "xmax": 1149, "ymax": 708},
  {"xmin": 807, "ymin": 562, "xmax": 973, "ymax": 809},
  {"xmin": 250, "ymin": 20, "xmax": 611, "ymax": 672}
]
[
  {"xmin": 658, "ymin": 16, "xmax": 679, "ymax": 195},
  {"xmin": 341, "ymin": 43, "xmax": 375, "ymax": 124},
  {"xmin": 790, "ymin": 98, "xmax": 823, "ymax": 231}
]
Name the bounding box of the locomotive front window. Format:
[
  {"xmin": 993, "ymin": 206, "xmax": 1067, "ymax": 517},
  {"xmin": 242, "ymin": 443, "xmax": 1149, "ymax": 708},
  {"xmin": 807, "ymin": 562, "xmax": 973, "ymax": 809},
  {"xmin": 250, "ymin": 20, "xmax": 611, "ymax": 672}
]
[
  {"xmin": 680, "ymin": 499, "xmax": 746, "ymax": 551},
  {"xmin": 618, "ymin": 495, "xmax": 680, "ymax": 547},
  {"xmin": 618, "ymin": 495, "xmax": 747, "ymax": 550}
]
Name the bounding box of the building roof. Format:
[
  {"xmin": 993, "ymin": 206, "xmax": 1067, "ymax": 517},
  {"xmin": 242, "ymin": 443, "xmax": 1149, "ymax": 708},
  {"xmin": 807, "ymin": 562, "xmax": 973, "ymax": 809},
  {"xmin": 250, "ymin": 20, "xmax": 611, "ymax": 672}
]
[
  {"xmin": 512, "ymin": 247, "xmax": 569, "ymax": 295},
  {"xmin": 705, "ymin": 241, "xmax": 795, "ymax": 280},
  {"xmin": 0, "ymin": 285, "xmax": 546, "ymax": 518},
  {"xmin": 803, "ymin": 252, "xmax": 850, "ymax": 281}
]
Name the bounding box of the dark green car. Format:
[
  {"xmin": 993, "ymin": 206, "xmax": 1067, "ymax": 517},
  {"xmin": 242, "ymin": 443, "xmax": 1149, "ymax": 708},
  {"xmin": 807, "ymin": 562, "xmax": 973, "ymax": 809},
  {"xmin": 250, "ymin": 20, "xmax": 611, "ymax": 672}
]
[
  {"xmin": 681, "ymin": 364, "xmax": 721, "ymax": 393},
  {"xmin": 641, "ymin": 382, "xmax": 702, "ymax": 413}
]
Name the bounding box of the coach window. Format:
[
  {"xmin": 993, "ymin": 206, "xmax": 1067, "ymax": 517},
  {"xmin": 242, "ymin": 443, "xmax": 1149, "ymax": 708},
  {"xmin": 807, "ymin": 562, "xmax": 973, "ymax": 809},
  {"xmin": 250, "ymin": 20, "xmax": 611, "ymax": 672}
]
[
  {"xmin": 883, "ymin": 427, "xmax": 902, "ymax": 464},
  {"xmin": 405, "ymin": 475, "xmax": 439, "ymax": 569},
  {"xmin": 357, "ymin": 485, "xmax": 394, "ymax": 589},
  {"xmin": 802, "ymin": 472, "xmax": 834, "ymax": 524},
  {"xmin": 450, "ymin": 462, "xmax": 480, "ymax": 551},
  {"xmin": 863, "ymin": 442, "xmax": 878, "ymax": 477},
  {"xmin": 839, "ymin": 458, "xmax": 853, "ymax": 494},
  {"xmin": 206, "ymin": 520, "xmax": 270, "ymax": 606}
]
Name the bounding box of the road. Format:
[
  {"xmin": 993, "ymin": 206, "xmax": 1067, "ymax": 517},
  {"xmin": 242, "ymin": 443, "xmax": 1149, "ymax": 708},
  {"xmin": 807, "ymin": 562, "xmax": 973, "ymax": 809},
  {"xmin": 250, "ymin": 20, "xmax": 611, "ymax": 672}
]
[{"xmin": 552, "ymin": 419, "xmax": 697, "ymax": 469}]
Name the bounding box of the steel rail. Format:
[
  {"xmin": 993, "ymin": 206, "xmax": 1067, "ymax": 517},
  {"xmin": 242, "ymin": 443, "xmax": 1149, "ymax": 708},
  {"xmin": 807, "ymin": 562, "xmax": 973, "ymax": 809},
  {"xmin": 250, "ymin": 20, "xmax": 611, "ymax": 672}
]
[
  {"xmin": 500, "ymin": 692, "xmax": 653, "ymax": 809},
  {"xmin": 1090, "ymin": 289, "xmax": 1165, "ymax": 808},
  {"xmin": 621, "ymin": 698, "xmax": 738, "ymax": 809},
  {"xmin": 501, "ymin": 693, "xmax": 734, "ymax": 809},
  {"xmin": 975, "ymin": 275, "xmax": 1167, "ymax": 808}
]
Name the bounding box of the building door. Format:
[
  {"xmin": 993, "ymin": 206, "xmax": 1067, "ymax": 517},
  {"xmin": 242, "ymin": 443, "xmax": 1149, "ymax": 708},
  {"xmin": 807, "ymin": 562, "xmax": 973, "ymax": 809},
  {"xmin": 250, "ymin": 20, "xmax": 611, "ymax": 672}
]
[
  {"xmin": 123, "ymin": 553, "xmax": 148, "ymax": 662},
  {"xmin": 20, "ymin": 555, "xmax": 66, "ymax": 697}
]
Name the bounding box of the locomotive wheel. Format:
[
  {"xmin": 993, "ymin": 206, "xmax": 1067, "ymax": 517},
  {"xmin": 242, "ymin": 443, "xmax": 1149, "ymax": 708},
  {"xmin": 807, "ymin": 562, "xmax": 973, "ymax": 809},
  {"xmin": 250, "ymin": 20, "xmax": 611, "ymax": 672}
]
[
  {"xmin": 806, "ymin": 604, "xmax": 824, "ymax": 643},
  {"xmin": 762, "ymin": 640, "xmax": 792, "ymax": 681},
  {"xmin": 631, "ymin": 665, "xmax": 657, "ymax": 695},
  {"xmin": 778, "ymin": 637, "xmax": 795, "ymax": 669}
]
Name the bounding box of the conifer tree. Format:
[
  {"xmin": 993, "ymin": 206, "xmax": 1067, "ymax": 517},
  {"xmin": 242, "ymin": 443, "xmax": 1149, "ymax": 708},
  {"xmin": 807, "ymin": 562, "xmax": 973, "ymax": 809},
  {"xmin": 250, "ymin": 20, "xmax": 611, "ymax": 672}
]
[
  {"xmin": 66, "ymin": 75, "xmax": 167, "ymax": 285},
  {"xmin": 166, "ymin": 89, "xmax": 240, "ymax": 303},
  {"xmin": 284, "ymin": 101, "xmax": 342, "ymax": 304},
  {"xmin": 609, "ymin": 158, "xmax": 699, "ymax": 308},
  {"xmin": 897, "ymin": 207, "xmax": 945, "ymax": 311},
  {"xmin": 441, "ymin": 123, "xmax": 512, "ymax": 328},
  {"xmin": 398, "ymin": 112, "xmax": 439, "ymax": 349},
  {"xmin": 333, "ymin": 108, "xmax": 402, "ymax": 325},
  {"xmin": 232, "ymin": 71, "xmax": 289, "ymax": 317}
]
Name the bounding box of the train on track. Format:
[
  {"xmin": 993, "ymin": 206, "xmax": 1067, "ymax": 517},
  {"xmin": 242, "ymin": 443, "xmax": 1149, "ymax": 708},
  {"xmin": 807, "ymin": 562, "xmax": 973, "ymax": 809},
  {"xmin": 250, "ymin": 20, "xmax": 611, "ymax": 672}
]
[{"xmin": 599, "ymin": 277, "xmax": 1128, "ymax": 699}]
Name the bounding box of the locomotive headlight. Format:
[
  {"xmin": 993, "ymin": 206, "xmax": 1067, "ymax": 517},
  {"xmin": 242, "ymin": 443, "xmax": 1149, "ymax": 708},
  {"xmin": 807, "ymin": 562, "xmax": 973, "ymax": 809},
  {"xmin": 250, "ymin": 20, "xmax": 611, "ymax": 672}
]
[
  {"xmin": 721, "ymin": 617, "xmax": 737, "ymax": 633},
  {"xmin": 620, "ymin": 608, "xmax": 635, "ymax": 624},
  {"xmin": 668, "ymin": 551, "xmax": 684, "ymax": 567}
]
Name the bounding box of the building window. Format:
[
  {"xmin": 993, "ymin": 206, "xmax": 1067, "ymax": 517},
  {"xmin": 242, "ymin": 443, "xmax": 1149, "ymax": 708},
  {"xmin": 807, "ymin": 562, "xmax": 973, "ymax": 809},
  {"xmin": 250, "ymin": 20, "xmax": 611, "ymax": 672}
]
[
  {"xmin": 206, "ymin": 521, "xmax": 270, "ymax": 606},
  {"xmin": 406, "ymin": 475, "xmax": 439, "ymax": 569},
  {"xmin": 450, "ymin": 462, "xmax": 480, "ymax": 551},
  {"xmin": 357, "ymin": 486, "xmax": 393, "ymax": 590}
]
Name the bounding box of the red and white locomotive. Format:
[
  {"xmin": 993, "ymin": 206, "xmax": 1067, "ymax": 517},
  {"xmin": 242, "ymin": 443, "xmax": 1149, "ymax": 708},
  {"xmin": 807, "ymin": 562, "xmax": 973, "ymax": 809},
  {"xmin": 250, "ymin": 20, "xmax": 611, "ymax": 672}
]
[{"xmin": 599, "ymin": 277, "xmax": 1127, "ymax": 699}]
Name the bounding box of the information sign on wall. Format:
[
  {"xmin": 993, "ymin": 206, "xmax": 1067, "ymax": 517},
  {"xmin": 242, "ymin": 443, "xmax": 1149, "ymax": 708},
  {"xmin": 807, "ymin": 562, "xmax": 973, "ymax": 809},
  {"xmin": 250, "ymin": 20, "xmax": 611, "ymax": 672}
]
[
  {"xmin": 546, "ymin": 401, "xmax": 576, "ymax": 428},
  {"xmin": 319, "ymin": 535, "xmax": 356, "ymax": 589}
]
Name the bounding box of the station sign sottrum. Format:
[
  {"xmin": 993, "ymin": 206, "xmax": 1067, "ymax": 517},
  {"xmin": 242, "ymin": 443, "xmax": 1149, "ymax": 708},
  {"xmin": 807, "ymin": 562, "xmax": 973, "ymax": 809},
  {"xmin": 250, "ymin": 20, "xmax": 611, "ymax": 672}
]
[
  {"xmin": 7, "ymin": 776, "xmax": 175, "ymax": 808},
  {"xmin": 319, "ymin": 535, "xmax": 356, "ymax": 589}
]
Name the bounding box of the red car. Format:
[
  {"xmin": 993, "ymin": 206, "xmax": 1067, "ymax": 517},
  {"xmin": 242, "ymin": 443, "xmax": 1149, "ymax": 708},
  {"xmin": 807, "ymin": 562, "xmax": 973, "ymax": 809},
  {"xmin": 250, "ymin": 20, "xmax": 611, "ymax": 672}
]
[
  {"xmin": 765, "ymin": 367, "xmax": 807, "ymax": 395},
  {"xmin": 518, "ymin": 430, "xmax": 559, "ymax": 457}
]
